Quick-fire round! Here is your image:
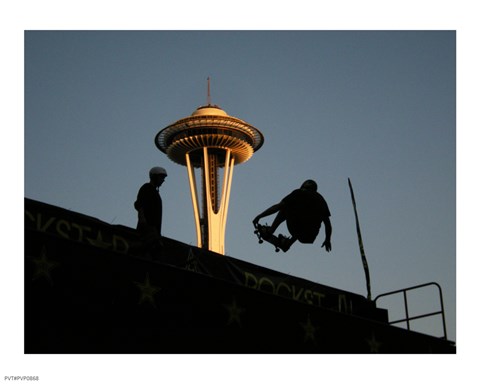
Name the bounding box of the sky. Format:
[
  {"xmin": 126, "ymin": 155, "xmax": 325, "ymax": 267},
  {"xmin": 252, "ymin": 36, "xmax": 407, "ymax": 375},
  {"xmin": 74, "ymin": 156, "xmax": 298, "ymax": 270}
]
[
  {"xmin": 4, "ymin": 1, "xmax": 480, "ymax": 381},
  {"xmin": 24, "ymin": 30, "xmax": 456, "ymax": 341}
]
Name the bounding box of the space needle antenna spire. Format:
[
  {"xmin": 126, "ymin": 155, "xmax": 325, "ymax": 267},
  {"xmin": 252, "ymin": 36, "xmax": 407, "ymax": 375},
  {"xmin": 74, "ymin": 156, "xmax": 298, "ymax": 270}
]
[
  {"xmin": 207, "ymin": 77, "xmax": 212, "ymax": 105},
  {"xmin": 155, "ymin": 85, "xmax": 264, "ymax": 255}
]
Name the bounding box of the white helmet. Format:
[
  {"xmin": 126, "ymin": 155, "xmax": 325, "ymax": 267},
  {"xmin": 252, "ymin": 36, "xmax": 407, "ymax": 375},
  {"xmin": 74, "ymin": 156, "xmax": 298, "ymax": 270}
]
[{"xmin": 149, "ymin": 166, "xmax": 167, "ymax": 177}]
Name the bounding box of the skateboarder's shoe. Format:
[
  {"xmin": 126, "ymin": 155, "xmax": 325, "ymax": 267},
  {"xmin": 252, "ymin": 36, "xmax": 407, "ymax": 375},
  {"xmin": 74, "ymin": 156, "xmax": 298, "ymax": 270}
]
[{"xmin": 278, "ymin": 234, "xmax": 292, "ymax": 252}]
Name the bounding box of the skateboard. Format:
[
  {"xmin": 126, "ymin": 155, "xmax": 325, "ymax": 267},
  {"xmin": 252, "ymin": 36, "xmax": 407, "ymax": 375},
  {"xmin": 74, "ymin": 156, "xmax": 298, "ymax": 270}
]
[{"xmin": 254, "ymin": 223, "xmax": 291, "ymax": 252}]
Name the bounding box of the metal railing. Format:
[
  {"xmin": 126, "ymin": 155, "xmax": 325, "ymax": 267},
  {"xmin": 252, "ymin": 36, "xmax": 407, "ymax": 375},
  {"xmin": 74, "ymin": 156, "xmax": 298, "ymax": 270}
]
[{"xmin": 374, "ymin": 282, "xmax": 448, "ymax": 340}]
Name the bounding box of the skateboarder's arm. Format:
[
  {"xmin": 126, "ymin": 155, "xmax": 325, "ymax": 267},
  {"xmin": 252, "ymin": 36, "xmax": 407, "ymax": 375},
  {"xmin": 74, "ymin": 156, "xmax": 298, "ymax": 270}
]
[
  {"xmin": 321, "ymin": 217, "xmax": 332, "ymax": 252},
  {"xmin": 253, "ymin": 202, "xmax": 284, "ymax": 224}
]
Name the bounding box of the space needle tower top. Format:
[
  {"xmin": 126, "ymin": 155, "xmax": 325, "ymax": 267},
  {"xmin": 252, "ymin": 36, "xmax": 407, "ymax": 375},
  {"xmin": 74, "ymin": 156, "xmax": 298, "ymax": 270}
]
[{"xmin": 155, "ymin": 81, "xmax": 264, "ymax": 254}]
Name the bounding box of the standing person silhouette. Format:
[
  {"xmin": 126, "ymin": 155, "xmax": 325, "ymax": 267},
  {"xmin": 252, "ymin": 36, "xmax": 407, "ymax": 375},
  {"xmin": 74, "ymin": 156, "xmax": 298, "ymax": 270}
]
[
  {"xmin": 134, "ymin": 166, "xmax": 167, "ymax": 255},
  {"xmin": 253, "ymin": 179, "xmax": 332, "ymax": 252}
]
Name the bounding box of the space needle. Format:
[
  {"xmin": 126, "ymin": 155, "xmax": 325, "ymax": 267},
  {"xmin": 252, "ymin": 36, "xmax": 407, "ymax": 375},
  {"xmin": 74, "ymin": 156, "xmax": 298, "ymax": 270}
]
[{"xmin": 155, "ymin": 81, "xmax": 264, "ymax": 255}]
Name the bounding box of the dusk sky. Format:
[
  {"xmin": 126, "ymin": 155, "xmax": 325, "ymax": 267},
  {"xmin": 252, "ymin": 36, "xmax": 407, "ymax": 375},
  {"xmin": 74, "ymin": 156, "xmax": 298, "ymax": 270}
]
[{"xmin": 4, "ymin": 1, "xmax": 480, "ymax": 382}]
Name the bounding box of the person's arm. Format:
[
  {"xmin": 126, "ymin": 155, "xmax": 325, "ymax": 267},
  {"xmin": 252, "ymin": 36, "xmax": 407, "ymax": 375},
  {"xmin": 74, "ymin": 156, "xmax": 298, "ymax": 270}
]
[
  {"xmin": 137, "ymin": 207, "xmax": 147, "ymax": 225},
  {"xmin": 134, "ymin": 186, "xmax": 148, "ymax": 227},
  {"xmin": 253, "ymin": 203, "xmax": 282, "ymax": 226},
  {"xmin": 321, "ymin": 217, "xmax": 332, "ymax": 252}
]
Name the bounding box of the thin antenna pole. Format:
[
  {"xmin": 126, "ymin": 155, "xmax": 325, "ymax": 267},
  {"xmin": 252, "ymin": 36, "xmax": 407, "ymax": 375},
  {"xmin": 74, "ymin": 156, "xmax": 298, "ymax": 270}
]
[
  {"xmin": 207, "ymin": 77, "xmax": 211, "ymax": 105},
  {"xmin": 348, "ymin": 178, "xmax": 372, "ymax": 300}
]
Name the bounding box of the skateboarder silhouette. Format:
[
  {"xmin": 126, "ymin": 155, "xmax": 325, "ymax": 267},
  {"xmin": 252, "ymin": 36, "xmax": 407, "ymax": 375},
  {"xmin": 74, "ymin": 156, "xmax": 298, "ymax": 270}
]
[{"xmin": 253, "ymin": 180, "xmax": 332, "ymax": 252}]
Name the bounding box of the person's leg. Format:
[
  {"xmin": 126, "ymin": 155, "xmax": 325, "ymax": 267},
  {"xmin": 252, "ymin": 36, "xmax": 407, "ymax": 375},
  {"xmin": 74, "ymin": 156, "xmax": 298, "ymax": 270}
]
[{"xmin": 269, "ymin": 209, "xmax": 287, "ymax": 234}]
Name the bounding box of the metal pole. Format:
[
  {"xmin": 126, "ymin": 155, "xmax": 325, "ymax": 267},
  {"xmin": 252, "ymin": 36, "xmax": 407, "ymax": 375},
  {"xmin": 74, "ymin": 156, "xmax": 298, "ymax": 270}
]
[
  {"xmin": 348, "ymin": 178, "xmax": 372, "ymax": 300},
  {"xmin": 403, "ymin": 290, "xmax": 410, "ymax": 331}
]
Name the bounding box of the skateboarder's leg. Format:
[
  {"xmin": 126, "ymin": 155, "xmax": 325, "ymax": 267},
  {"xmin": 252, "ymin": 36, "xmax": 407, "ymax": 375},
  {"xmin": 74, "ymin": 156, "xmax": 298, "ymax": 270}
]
[{"xmin": 270, "ymin": 209, "xmax": 287, "ymax": 234}]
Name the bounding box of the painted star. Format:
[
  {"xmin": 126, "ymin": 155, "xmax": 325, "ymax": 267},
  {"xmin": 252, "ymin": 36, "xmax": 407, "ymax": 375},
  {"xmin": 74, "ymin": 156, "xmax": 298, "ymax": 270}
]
[
  {"xmin": 134, "ymin": 273, "xmax": 161, "ymax": 308},
  {"xmin": 86, "ymin": 231, "xmax": 112, "ymax": 249},
  {"xmin": 30, "ymin": 245, "xmax": 58, "ymax": 285},
  {"xmin": 224, "ymin": 298, "xmax": 245, "ymax": 327},
  {"xmin": 365, "ymin": 332, "xmax": 382, "ymax": 353},
  {"xmin": 185, "ymin": 248, "xmax": 199, "ymax": 272},
  {"xmin": 300, "ymin": 314, "xmax": 317, "ymax": 343}
]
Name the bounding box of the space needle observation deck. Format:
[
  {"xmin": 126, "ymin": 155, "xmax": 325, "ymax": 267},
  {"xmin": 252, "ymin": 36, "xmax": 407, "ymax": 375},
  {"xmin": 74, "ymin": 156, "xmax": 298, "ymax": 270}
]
[{"xmin": 155, "ymin": 102, "xmax": 263, "ymax": 255}]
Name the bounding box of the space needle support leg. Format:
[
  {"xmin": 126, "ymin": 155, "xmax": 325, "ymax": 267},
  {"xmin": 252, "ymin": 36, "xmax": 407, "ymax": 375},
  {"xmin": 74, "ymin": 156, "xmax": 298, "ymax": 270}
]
[
  {"xmin": 202, "ymin": 148, "xmax": 214, "ymax": 251},
  {"xmin": 203, "ymin": 147, "xmax": 231, "ymax": 255},
  {"xmin": 219, "ymin": 150, "xmax": 235, "ymax": 245},
  {"xmin": 185, "ymin": 152, "xmax": 203, "ymax": 248}
]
